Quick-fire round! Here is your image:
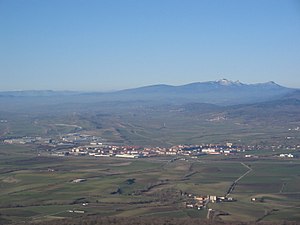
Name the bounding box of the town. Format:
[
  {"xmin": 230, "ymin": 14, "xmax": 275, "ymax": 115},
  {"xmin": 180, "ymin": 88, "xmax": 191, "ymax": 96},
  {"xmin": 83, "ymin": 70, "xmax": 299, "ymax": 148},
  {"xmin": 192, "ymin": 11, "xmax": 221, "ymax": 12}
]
[{"xmin": 2, "ymin": 132, "xmax": 299, "ymax": 159}]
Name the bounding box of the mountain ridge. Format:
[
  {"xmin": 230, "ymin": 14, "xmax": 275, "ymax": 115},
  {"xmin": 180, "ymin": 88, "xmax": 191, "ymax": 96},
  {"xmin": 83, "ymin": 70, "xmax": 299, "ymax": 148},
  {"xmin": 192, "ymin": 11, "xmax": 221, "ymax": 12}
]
[
  {"xmin": 0, "ymin": 79, "xmax": 297, "ymax": 106},
  {"xmin": 112, "ymin": 79, "xmax": 294, "ymax": 105},
  {"xmin": 0, "ymin": 79, "xmax": 293, "ymax": 93}
]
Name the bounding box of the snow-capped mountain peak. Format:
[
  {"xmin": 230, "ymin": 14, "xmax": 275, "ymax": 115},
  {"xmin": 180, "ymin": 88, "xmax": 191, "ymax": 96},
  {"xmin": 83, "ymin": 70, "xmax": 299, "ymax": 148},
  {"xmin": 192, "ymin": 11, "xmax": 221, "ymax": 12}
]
[{"xmin": 216, "ymin": 79, "xmax": 243, "ymax": 86}]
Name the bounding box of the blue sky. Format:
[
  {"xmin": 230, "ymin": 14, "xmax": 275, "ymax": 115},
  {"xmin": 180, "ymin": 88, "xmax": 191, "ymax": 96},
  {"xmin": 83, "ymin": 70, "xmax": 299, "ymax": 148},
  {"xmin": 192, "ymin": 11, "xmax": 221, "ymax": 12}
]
[{"xmin": 0, "ymin": 0, "xmax": 300, "ymax": 91}]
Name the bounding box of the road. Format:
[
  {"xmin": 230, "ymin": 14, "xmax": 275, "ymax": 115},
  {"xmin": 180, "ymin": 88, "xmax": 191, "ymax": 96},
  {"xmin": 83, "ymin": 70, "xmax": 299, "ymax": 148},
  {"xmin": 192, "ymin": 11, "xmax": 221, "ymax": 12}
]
[{"xmin": 225, "ymin": 162, "xmax": 253, "ymax": 197}]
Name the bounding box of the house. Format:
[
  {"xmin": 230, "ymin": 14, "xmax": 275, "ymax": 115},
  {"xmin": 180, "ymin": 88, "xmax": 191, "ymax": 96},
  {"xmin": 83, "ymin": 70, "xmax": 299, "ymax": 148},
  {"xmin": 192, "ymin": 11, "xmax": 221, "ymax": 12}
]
[
  {"xmin": 186, "ymin": 204, "xmax": 194, "ymax": 208},
  {"xmin": 115, "ymin": 154, "xmax": 141, "ymax": 158},
  {"xmin": 209, "ymin": 195, "xmax": 217, "ymax": 202},
  {"xmin": 202, "ymin": 148, "xmax": 216, "ymax": 153},
  {"xmin": 72, "ymin": 178, "xmax": 86, "ymax": 183}
]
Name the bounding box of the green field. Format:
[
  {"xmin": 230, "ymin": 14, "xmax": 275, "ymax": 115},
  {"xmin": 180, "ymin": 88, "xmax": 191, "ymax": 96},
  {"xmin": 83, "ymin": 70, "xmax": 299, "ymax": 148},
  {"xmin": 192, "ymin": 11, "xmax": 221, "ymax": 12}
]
[{"xmin": 0, "ymin": 144, "xmax": 299, "ymax": 224}]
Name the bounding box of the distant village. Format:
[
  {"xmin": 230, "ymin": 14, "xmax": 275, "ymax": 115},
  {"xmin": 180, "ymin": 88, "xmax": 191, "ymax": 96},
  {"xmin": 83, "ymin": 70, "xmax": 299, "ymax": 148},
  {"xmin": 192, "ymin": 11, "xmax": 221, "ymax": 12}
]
[{"xmin": 2, "ymin": 132, "xmax": 299, "ymax": 159}]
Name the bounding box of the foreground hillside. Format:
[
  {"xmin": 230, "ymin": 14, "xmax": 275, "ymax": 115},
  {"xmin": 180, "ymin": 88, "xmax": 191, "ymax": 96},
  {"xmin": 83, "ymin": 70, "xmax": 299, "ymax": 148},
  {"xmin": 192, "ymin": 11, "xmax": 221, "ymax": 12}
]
[{"xmin": 8, "ymin": 216, "xmax": 300, "ymax": 225}]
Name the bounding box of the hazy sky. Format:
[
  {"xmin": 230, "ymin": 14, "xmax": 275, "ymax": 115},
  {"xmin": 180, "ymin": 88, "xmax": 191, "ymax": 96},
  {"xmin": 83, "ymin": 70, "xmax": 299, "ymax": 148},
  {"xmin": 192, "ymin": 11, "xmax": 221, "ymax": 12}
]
[{"xmin": 1, "ymin": 0, "xmax": 300, "ymax": 91}]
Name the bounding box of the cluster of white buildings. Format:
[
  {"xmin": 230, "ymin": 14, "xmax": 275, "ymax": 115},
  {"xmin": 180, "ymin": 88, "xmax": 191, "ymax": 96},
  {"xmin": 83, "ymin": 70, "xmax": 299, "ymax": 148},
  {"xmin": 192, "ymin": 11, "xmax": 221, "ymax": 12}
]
[
  {"xmin": 184, "ymin": 193, "xmax": 235, "ymax": 210},
  {"xmin": 3, "ymin": 136, "xmax": 52, "ymax": 145},
  {"xmin": 64, "ymin": 142, "xmax": 242, "ymax": 159},
  {"xmin": 278, "ymin": 153, "xmax": 294, "ymax": 158},
  {"xmin": 3, "ymin": 133, "xmax": 298, "ymax": 159}
]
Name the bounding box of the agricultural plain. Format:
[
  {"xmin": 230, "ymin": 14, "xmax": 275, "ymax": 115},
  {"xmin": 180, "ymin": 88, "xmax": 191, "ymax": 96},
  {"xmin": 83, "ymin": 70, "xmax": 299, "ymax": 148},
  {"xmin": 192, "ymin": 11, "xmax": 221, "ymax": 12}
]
[{"xmin": 0, "ymin": 144, "xmax": 299, "ymax": 224}]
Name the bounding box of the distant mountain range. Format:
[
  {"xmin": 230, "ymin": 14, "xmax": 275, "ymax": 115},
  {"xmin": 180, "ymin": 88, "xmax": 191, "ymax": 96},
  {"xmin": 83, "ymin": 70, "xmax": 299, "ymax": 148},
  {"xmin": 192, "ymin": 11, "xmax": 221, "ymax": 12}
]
[
  {"xmin": 111, "ymin": 79, "xmax": 295, "ymax": 105},
  {"xmin": 1, "ymin": 79, "xmax": 299, "ymax": 140},
  {"xmin": 0, "ymin": 79, "xmax": 298, "ymax": 106}
]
